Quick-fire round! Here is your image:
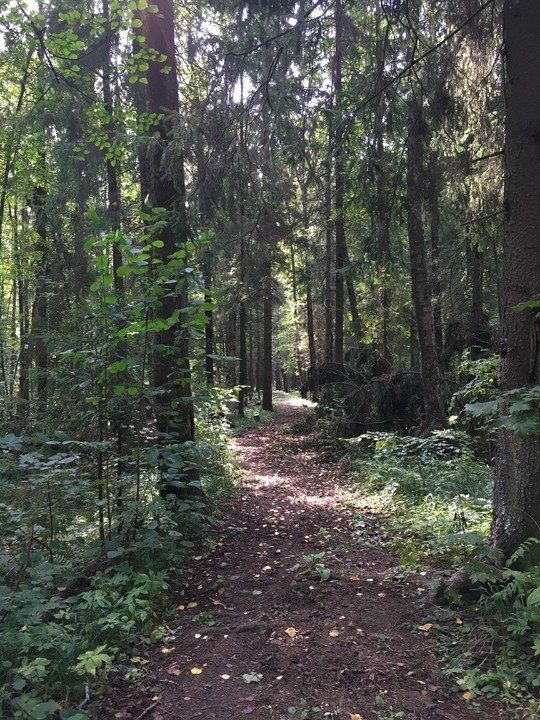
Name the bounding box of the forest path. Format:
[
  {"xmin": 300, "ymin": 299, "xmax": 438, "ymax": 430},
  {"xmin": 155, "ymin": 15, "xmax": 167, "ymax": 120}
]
[{"xmin": 101, "ymin": 397, "xmax": 511, "ymax": 720}]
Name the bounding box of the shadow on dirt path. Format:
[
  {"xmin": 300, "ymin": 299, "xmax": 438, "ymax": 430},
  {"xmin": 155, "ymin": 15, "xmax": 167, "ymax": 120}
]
[{"xmin": 99, "ymin": 397, "xmax": 512, "ymax": 720}]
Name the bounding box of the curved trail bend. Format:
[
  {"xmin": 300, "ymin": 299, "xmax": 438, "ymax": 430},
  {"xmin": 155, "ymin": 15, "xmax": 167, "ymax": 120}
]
[{"xmin": 100, "ymin": 397, "xmax": 511, "ymax": 720}]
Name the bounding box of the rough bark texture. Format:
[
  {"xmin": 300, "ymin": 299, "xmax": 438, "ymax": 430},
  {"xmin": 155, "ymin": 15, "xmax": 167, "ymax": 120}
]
[
  {"xmin": 102, "ymin": 0, "xmax": 123, "ymax": 294},
  {"xmin": 493, "ymin": 0, "xmax": 540, "ymax": 558},
  {"xmin": 344, "ymin": 242, "xmax": 362, "ymax": 344},
  {"xmin": 333, "ymin": 0, "xmax": 345, "ymax": 365},
  {"xmin": 324, "ymin": 152, "xmax": 333, "ymax": 363},
  {"xmin": 32, "ymin": 183, "xmax": 48, "ymax": 408},
  {"xmin": 262, "ymin": 233, "xmax": 273, "ymax": 411},
  {"xmin": 203, "ymin": 254, "xmax": 214, "ymax": 385},
  {"xmin": 306, "ymin": 269, "xmax": 317, "ymax": 370},
  {"xmin": 406, "ymin": 87, "xmax": 445, "ymax": 426},
  {"xmin": 427, "ymin": 157, "xmax": 443, "ymax": 357},
  {"xmin": 238, "ymin": 245, "xmax": 247, "ymax": 415},
  {"xmin": 470, "ymin": 243, "xmax": 485, "ymax": 360},
  {"xmin": 141, "ymin": 0, "xmax": 197, "ymax": 497}
]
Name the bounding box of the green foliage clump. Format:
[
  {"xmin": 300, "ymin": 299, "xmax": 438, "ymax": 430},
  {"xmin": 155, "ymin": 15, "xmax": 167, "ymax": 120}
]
[
  {"xmin": 345, "ymin": 429, "xmax": 493, "ymax": 567},
  {"xmin": 0, "ymin": 396, "xmax": 239, "ymax": 719},
  {"xmin": 443, "ymin": 540, "xmax": 540, "ymax": 717},
  {"xmin": 342, "ymin": 428, "xmax": 539, "ymax": 715}
]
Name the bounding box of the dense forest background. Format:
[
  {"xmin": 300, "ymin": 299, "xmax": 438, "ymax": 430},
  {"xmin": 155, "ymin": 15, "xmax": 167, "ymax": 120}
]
[{"xmin": 0, "ymin": 0, "xmax": 538, "ymax": 718}]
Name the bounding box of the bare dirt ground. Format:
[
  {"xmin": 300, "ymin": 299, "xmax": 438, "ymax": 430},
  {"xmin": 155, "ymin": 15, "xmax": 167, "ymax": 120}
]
[{"xmin": 98, "ymin": 398, "xmax": 512, "ymax": 720}]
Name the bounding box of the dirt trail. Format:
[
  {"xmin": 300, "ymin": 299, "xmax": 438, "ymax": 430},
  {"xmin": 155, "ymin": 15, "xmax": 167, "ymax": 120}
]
[{"xmin": 100, "ymin": 398, "xmax": 511, "ymax": 720}]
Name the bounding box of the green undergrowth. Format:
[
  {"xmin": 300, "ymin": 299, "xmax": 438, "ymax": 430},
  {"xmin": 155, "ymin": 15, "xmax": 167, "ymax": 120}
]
[
  {"xmin": 0, "ymin": 392, "xmax": 242, "ymax": 719},
  {"xmin": 315, "ymin": 423, "xmax": 540, "ymax": 717},
  {"xmin": 231, "ymin": 403, "xmax": 276, "ymax": 434},
  {"xmin": 344, "ymin": 429, "xmax": 493, "ymax": 567}
]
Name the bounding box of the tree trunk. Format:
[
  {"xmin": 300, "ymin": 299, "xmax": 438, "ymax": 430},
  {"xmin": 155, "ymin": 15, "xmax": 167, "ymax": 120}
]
[
  {"xmin": 427, "ymin": 157, "xmax": 443, "ymax": 358},
  {"xmin": 102, "ymin": 0, "xmax": 123, "ymax": 294},
  {"xmin": 32, "ymin": 183, "xmax": 48, "ymax": 409},
  {"xmin": 203, "ymin": 254, "xmax": 214, "ymax": 385},
  {"xmin": 333, "ymin": 0, "xmax": 345, "ymax": 365},
  {"xmin": 306, "ymin": 267, "xmax": 317, "ymax": 369},
  {"xmin": 140, "ymin": 0, "xmax": 198, "ymax": 499},
  {"xmin": 261, "ymin": 214, "xmax": 273, "ymax": 412},
  {"xmin": 238, "ymin": 234, "xmax": 247, "ymax": 415},
  {"xmin": 493, "ymin": 0, "xmax": 540, "ymax": 560},
  {"xmin": 344, "ymin": 242, "xmax": 362, "ymax": 344},
  {"xmin": 406, "ymin": 86, "xmax": 445, "ymax": 426},
  {"xmin": 470, "ymin": 243, "xmax": 485, "ymax": 359}
]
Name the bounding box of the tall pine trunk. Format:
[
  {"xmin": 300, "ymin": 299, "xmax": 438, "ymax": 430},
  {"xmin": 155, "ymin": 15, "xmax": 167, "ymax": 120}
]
[
  {"xmin": 261, "ymin": 213, "xmax": 273, "ymax": 411},
  {"xmin": 333, "ymin": 0, "xmax": 345, "ymax": 365},
  {"xmin": 493, "ymin": 0, "xmax": 540, "ymax": 559},
  {"xmin": 102, "ymin": 0, "xmax": 123, "ymax": 294},
  {"xmin": 306, "ymin": 268, "xmax": 317, "ymax": 369},
  {"xmin": 324, "ymin": 147, "xmax": 333, "ymax": 363},
  {"xmin": 32, "ymin": 182, "xmax": 48, "ymax": 408},
  {"xmin": 406, "ymin": 85, "xmax": 445, "ymax": 426},
  {"xmin": 427, "ymin": 156, "xmax": 443, "ymax": 357},
  {"xmin": 140, "ymin": 0, "xmax": 198, "ymax": 498}
]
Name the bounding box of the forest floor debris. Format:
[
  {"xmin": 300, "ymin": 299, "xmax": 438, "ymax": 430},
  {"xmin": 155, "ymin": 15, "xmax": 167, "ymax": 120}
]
[{"xmin": 97, "ymin": 399, "xmax": 513, "ymax": 720}]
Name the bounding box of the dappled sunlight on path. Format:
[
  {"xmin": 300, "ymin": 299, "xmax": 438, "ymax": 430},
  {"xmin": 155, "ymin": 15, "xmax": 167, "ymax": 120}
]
[{"xmin": 99, "ymin": 398, "xmax": 512, "ymax": 720}]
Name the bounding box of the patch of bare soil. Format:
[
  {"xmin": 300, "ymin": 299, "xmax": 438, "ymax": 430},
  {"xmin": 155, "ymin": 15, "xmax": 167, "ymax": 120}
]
[{"xmin": 97, "ymin": 398, "xmax": 512, "ymax": 720}]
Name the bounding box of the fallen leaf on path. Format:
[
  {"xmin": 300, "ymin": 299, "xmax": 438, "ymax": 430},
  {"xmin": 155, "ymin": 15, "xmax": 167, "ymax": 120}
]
[
  {"xmin": 242, "ymin": 672, "xmax": 263, "ymax": 684},
  {"xmin": 187, "ymin": 602, "xmax": 198, "ymax": 609},
  {"xmin": 167, "ymin": 667, "xmax": 182, "ymax": 676},
  {"xmin": 418, "ymin": 623, "xmax": 433, "ymax": 632},
  {"xmin": 462, "ymin": 691, "xmax": 473, "ymax": 701},
  {"xmin": 190, "ymin": 667, "xmax": 203, "ymax": 675},
  {"xmin": 350, "ymin": 714, "xmax": 363, "ymax": 720},
  {"xmin": 329, "ymin": 630, "xmax": 340, "ymax": 637},
  {"xmin": 285, "ymin": 627, "xmax": 298, "ymax": 638},
  {"xmin": 220, "ymin": 674, "xmax": 230, "ymax": 680}
]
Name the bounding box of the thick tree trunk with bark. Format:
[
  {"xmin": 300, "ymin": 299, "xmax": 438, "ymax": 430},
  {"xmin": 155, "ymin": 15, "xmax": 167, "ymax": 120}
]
[
  {"xmin": 306, "ymin": 267, "xmax": 317, "ymax": 370},
  {"xmin": 333, "ymin": 0, "xmax": 345, "ymax": 365},
  {"xmin": 238, "ymin": 217, "xmax": 248, "ymax": 415},
  {"xmin": 470, "ymin": 243, "xmax": 485, "ymax": 360},
  {"xmin": 102, "ymin": 0, "xmax": 123, "ymax": 294},
  {"xmin": 203, "ymin": 255, "xmax": 214, "ymax": 385},
  {"xmin": 344, "ymin": 242, "xmax": 362, "ymax": 344},
  {"xmin": 32, "ymin": 183, "xmax": 48, "ymax": 408},
  {"xmin": 261, "ymin": 213, "xmax": 273, "ymax": 412},
  {"xmin": 324, "ymin": 152, "xmax": 333, "ymax": 363},
  {"xmin": 427, "ymin": 157, "xmax": 443, "ymax": 357},
  {"xmin": 406, "ymin": 87, "xmax": 445, "ymax": 426},
  {"xmin": 141, "ymin": 0, "xmax": 198, "ymax": 499},
  {"xmin": 493, "ymin": 0, "xmax": 540, "ymax": 559}
]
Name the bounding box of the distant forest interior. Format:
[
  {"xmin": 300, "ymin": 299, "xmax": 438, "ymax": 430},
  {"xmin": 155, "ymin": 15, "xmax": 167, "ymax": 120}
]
[{"xmin": 0, "ymin": 1, "xmax": 539, "ymax": 719}]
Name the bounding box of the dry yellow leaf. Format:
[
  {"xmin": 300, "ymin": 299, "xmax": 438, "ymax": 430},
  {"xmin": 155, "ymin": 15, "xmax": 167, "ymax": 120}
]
[
  {"xmin": 418, "ymin": 623, "xmax": 433, "ymax": 632},
  {"xmin": 161, "ymin": 647, "xmax": 173, "ymax": 654},
  {"xmin": 187, "ymin": 602, "xmax": 198, "ymax": 609},
  {"xmin": 329, "ymin": 630, "xmax": 340, "ymax": 637},
  {"xmin": 349, "ymin": 574, "xmax": 361, "ymax": 582},
  {"xmin": 350, "ymin": 714, "xmax": 363, "ymax": 720},
  {"xmin": 462, "ymin": 691, "xmax": 473, "ymax": 701},
  {"xmin": 220, "ymin": 674, "xmax": 230, "ymax": 680},
  {"xmin": 285, "ymin": 627, "xmax": 298, "ymax": 638},
  {"xmin": 190, "ymin": 667, "xmax": 203, "ymax": 675}
]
